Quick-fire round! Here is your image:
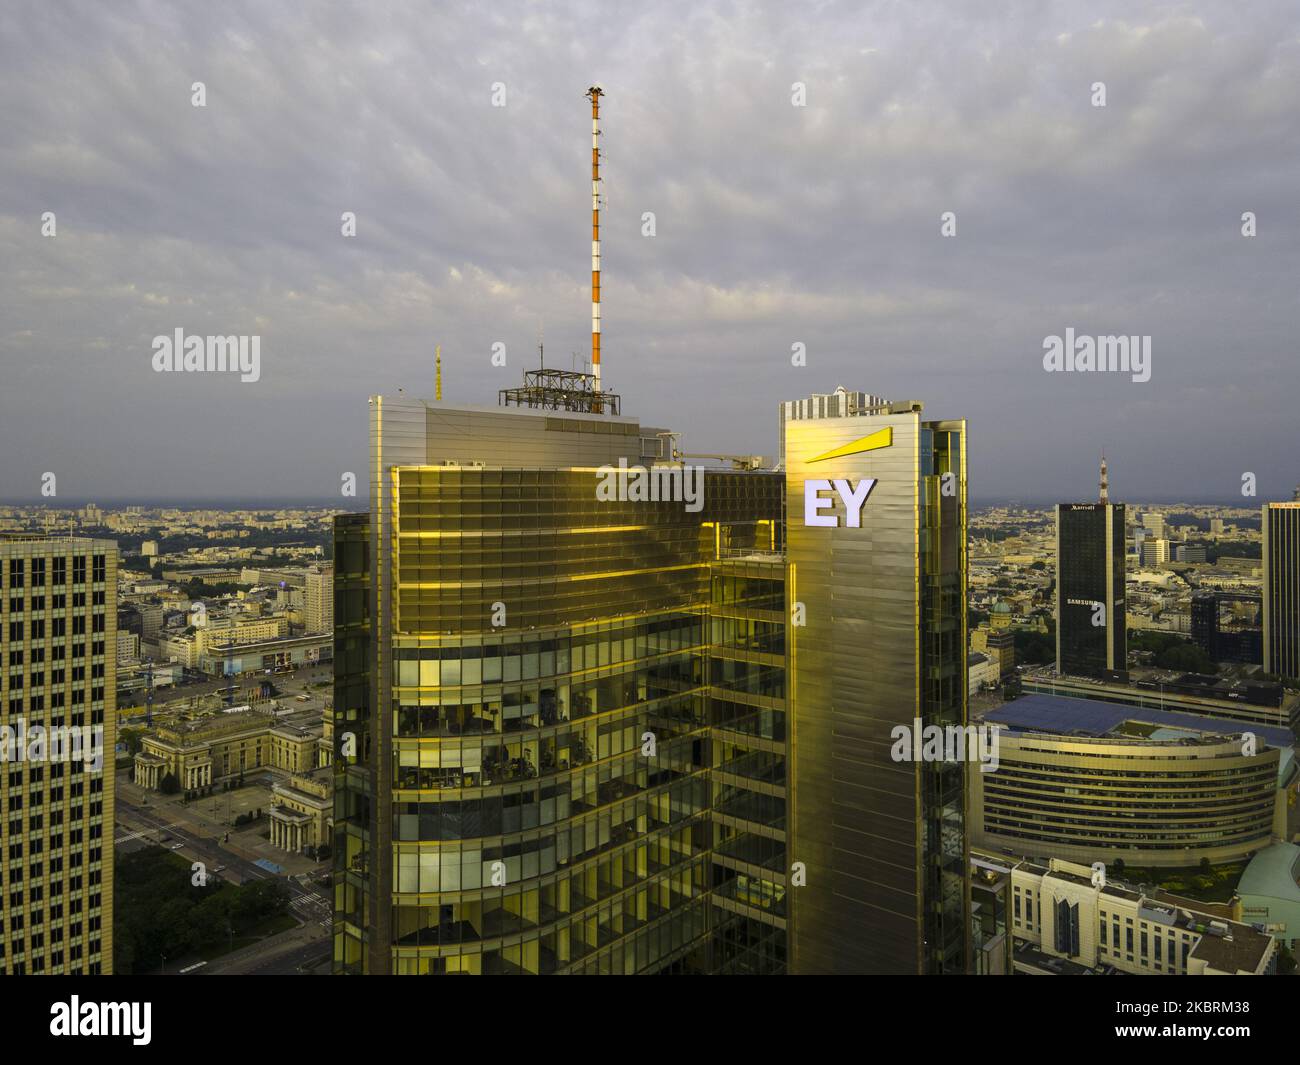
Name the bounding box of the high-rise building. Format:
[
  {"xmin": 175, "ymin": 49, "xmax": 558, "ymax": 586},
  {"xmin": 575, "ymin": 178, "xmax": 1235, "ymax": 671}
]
[
  {"xmin": 1191, "ymin": 591, "xmax": 1220, "ymax": 660},
  {"xmin": 1262, "ymin": 502, "xmax": 1300, "ymax": 681},
  {"xmin": 332, "ymin": 90, "xmax": 970, "ymax": 976},
  {"xmin": 1140, "ymin": 537, "xmax": 1170, "ymax": 567},
  {"xmin": 0, "ymin": 535, "xmax": 116, "ymax": 974},
  {"xmin": 777, "ymin": 386, "xmax": 889, "ymax": 463},
  {"xmin": 332, "ymin": 386, "xmax": 969, "ymax": 975},
  {"xmin": 781, "ymin": 397, "xmax": 969, "ymax": 975},
  {"xmin": 1142, "ymin": 512, "xmax": 1167, "ymax": 540},
  {"xmin": 334, "ymin": 395, "xmax": 788, "ymax": 975},
  {"xmin": 304, "ymin": 563, "xmax": 334, "ymax": 635},
  {"xmin": 1056, "ymin": 459, "xmax": 1126, "ymax": 680}
]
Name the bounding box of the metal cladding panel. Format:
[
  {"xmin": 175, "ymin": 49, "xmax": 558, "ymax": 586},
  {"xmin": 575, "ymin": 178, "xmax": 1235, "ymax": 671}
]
[
  {"xmin": 783, "ymin": 413, "xmax": 923, "ymax": 974},
  {"xmin": 422, "ymin": 402, "xmax": 644, "ymax": 468}
]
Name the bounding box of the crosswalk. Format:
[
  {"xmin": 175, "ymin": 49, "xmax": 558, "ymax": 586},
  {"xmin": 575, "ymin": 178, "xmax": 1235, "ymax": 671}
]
[
  {"xmin": 290, "ymin": 890, "xmax": 331, "ymax": 929},
  {"xmin": 114, "ymin": 821, "xmax": 184, "ymax": 845},
  {"xmin": 114, "ymin": 829, "xmax": 151, "ymax": 844}
]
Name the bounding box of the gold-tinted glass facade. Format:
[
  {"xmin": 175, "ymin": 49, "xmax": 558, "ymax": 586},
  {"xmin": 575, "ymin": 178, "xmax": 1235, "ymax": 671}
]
[
  {"xmin": 784, "ymin": 413, "xmax": 969, "ymax": 974},
  {"xmin": 0, "ymin": 536, "xmax": 115, "ymax": 975},
  {"xmin": 335, "ymin": 399, "xmax": 786, "ymax": 974}
]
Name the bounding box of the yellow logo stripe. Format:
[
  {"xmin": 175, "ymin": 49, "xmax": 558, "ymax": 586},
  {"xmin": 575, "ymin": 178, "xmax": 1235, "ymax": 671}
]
[{"xmin": 808, "ymin": 426, "xmax": 892, "ymax": 463}]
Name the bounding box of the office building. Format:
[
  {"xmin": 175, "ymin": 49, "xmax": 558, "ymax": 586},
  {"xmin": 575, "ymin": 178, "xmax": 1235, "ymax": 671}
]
[
  {"xmin": 1191, "ymin": 591, "xmax": 1219, "ymax": 660},
  {"xmin": 1192, "ymin": 590, "xmax": 1263, "ymax": 666},
  {"xmin": 1055, "ymin": 458, "xmax": 1126, "ymax": 680},
  {"xmin": 1142, "ymin": 512, "xmax": 1167, "ymax": 540},
  {"xmin": 1006, "ymin": 857, "xmax": 1275, "ymax": 975},
  {"xmin": 1140, "ymin": 537, "xmax": 1170, "ymax": 567},
  {"xmin": 332, "ymin": 385, "xmax": 969, "ymax": 975},
  {"xmin": 0, "ymin": 535, "xmax": 116, "ymax": 974},
  {"xmin": 332, "ymin": 90, "xmax": 968, "ymax": 976},
  {"xmin": 782, "ymin": 396, "xmax": 969, "ymax": 974},
  {"xmin": 334, "ymin": 394, "xmax": 790, "ymax": 975},
  {"xmin": 1263, "ymin": 502, "xmax": 1300, "ymax": 681},
  {"xmin": 971, "ymin": 694, "xmax": 1295, "ymax": 868},
  {"xmin": 304, "ymin": 562, "xmax": 334, "ymax": 635},
  {"xmin": 971, "ymin": 626, "xmax": 1016, "ymax": 681}
]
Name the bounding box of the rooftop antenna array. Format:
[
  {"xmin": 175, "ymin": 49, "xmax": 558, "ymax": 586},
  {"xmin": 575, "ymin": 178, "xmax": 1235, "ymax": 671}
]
[{"xmin": 498, "ymin": 87, "xmax": 620, "ymax": 416}]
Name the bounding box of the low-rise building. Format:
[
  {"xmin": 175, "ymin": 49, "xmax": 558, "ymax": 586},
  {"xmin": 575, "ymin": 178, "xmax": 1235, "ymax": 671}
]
[
  {"xmin": 1006, "ymin": 857, "xmax": 1275, "ymax": 975},
  {"xmin": 269, "ymin": 771, "xmax": 332, "ymax": 854},
  {"xmin": 1236, "ymin": 842, "xmax": 1300, "ymax": 951},
  {"xmin": 132, "ymin": 703, "xmax": 329, "ymax": 792}
]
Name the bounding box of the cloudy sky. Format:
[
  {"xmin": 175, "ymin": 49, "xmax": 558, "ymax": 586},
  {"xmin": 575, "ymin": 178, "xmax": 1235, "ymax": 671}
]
[{"xmin": 2, "ymin": 0, "xmax": 1298, "ymax": 504}]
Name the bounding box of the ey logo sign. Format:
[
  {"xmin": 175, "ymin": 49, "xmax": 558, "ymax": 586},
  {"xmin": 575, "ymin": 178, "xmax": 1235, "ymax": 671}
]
[{"xmin": 803, "ymin": 426, "xmax": 891, "ymax": 528}]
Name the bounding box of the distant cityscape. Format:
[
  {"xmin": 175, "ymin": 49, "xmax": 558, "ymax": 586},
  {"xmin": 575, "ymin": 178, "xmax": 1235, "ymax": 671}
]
[{"xmin": 5, "ymin": 2, "xmax": 1300, "ymax": 1005}]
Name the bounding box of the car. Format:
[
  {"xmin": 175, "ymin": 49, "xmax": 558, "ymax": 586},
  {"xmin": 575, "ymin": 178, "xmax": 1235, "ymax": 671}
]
[{"xmin": 169, "ymin": 842, "xmax": 185, "ymax": 851}]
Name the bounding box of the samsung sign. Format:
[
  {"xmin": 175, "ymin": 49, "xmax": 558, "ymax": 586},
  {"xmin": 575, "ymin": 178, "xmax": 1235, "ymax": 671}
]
[{"xmin": 804, "ymin": 479, "xmax": 877, "ymax": 527}]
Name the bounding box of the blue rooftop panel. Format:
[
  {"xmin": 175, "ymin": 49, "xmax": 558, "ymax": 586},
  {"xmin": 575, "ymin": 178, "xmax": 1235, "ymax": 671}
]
[{"xmin": 985, "ymin": 693, "xmax": 1294, "ymax": 749}]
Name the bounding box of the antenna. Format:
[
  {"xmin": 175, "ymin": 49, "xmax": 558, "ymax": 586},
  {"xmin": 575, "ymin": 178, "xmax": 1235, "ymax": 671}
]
[
  {"xmin": 1099, "ymin": 451, "xmax": 1109, "ymax": 505},
  {"xmin": 587, "ymin": 86, "xmax": 604, "ymax": 402},
  {"xmin": 435, "ymin": 344, "xmax": 442, "ymax": 402}
]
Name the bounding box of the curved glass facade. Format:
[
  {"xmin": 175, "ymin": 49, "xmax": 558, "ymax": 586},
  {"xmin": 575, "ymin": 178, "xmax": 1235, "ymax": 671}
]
[{"xmin": 335, "ymin": 401, "xmax": 786, "ymax": 973}]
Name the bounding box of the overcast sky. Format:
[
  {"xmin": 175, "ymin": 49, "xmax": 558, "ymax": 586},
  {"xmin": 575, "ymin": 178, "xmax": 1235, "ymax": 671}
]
[{"xmin": 2, "ymin": 1, "xmax": 1298, "ymax": 504}]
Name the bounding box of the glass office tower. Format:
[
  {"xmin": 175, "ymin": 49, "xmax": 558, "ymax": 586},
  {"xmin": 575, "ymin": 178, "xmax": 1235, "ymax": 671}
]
[
  {"xmin": 1055, "ymin": 503, "xmax": 1127, "ymax": 680},
  {"xmin": 334, "ymin": 397, "xmax": 785, "ymax": 974},
  {"xmin": 782, "ymin": 403, "xmax": 969, "ymax": 974},
  {"xmin": 1263, "ymin": 502, "xmax": 1300, "ymax": 682},
  {"xmin": 335, "ymin": 388, "xmax": 968, "ymax": 975}
]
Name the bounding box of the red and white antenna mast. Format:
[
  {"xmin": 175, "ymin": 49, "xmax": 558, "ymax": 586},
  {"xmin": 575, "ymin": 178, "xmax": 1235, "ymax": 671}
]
[{"xmin": 587, "ymin": 86, "xmax": 604, "ymax": 397}]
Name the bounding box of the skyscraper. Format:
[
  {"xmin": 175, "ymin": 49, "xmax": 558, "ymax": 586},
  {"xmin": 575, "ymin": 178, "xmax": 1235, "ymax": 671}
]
[
  {"xmin": 331, "ymin": 90, "xmax": 968, "ymax": 975},
  {"xmin": 0, "ymin": 535, "xmax": 116, "ymax": 974},
  {"xmin": 1262, "ymin": 502, "xmax": 1300, "ymax": 681},
  {"xmin": 1056, "ymin": 459, "xmax": 1127, "ymax": 680},
  {"xmin": 333, "ymin": 395, "xmax": 787, "ymax": 974},
  {"xmin": 781, "ymin": 397, "xmax": 969, "ymax": 974},
  {"xmin": 304, "ymin": 562, "xmax": 334, "ymax": 635},
  {"xmin": 332, "ymin": 386, "xmax": 969, "ymax": 975}
]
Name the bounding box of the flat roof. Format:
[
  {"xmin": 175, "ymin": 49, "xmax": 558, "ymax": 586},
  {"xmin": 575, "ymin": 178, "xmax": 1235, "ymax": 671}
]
[{"xmin": 986, "ymin": 693, "xmax": 1294, "ymax": 749}]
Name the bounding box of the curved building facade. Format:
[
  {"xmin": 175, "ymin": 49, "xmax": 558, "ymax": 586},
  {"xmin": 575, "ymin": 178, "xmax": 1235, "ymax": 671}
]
[{"xmin": 973, "ymin": 729, "xmax": 1283, "ymax": 867}]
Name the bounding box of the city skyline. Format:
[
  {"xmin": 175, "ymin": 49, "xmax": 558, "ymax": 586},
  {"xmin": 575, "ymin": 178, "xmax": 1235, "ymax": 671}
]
[
  {"xmin": 3, "ymin": 2, "xmax": 1300, "ymax": 501},
  {"xmin": 3, "ymin": 0, "xmax": 1300, "ymax": 997}
]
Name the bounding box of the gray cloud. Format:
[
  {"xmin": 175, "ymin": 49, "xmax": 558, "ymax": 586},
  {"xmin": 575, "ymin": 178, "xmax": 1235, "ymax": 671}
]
[{"xmin": 1, "ymin": 0, "xmax": 1298, "ymax": 502}]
